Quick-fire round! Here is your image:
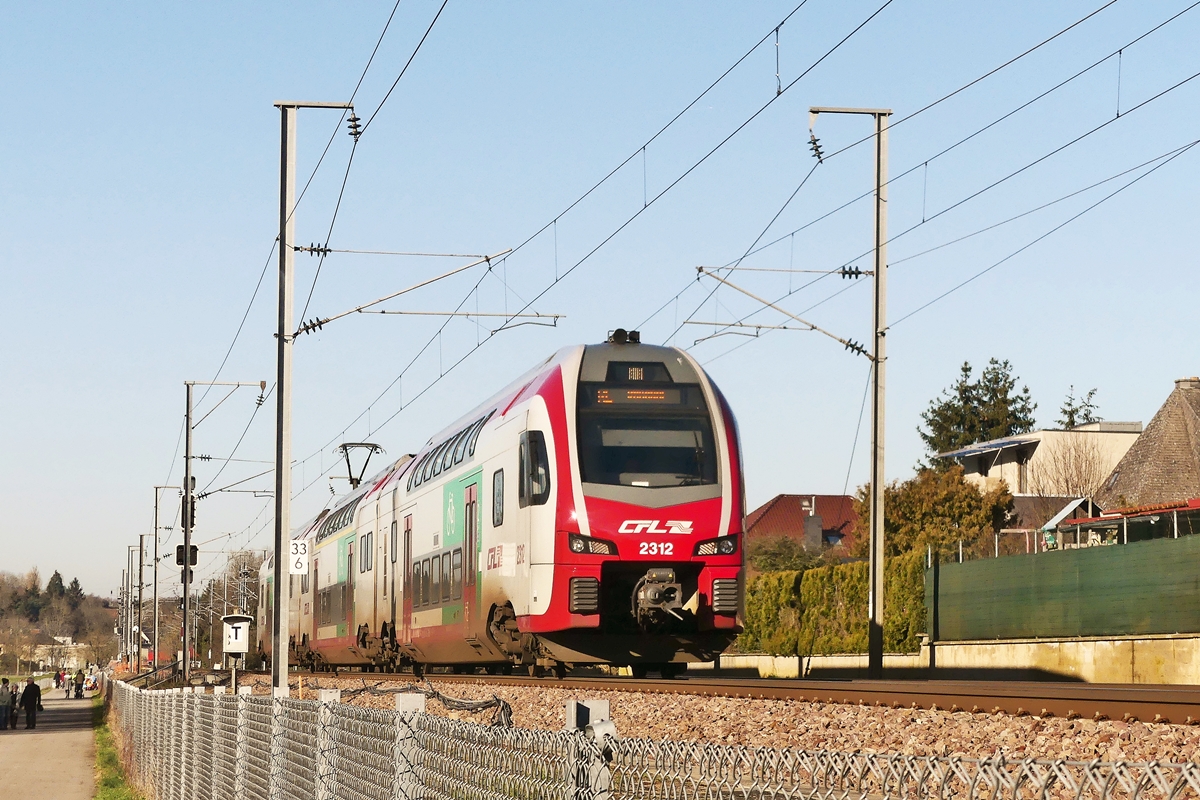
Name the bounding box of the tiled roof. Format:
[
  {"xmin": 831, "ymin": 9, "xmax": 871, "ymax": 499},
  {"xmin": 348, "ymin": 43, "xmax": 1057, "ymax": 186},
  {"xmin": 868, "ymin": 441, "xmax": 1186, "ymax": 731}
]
[
  {"xmin": 744, "ymin": 494, "xmax": 859, "ymax": 547},
  {"xmin": 1096, "ymin": 378, "xmax": 1200, "ymax": 508}
]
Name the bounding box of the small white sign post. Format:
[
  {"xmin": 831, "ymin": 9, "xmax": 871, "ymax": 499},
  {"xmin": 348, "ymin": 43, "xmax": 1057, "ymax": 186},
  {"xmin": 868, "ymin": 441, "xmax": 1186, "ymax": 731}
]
[
  {"xmin": 221, "ymin": 613, "xmax": 254, "ymax": 693},
  {"xmin": 289, "ymin": 540, "xmax": 309, "ymax": 576}
]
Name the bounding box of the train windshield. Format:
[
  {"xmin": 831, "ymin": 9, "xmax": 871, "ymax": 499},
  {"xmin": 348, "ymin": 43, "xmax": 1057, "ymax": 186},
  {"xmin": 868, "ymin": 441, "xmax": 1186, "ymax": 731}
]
[{"xmin": 577, "ymin": 382, "xmax": 717, "ymax": 488}]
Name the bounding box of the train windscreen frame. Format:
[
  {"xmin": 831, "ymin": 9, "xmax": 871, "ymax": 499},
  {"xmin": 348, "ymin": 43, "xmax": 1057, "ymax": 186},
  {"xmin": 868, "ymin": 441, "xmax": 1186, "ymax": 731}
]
[{"xmin": 577, "ymin": 376, "xmax": 717, "ymax": 489}]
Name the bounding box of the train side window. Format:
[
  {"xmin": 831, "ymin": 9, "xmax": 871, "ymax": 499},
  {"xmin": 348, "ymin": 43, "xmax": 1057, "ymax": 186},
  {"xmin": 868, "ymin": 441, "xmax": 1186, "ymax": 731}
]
[
  {"xmin": 492, "ymin": 470, "xmax": 504, "ymax": 527},
  {"xmin": 518, "ymin": 439, "xmax": 528, "ymax": 507},
  {"xmin": 301, "ymin": 571, "xmax": 309, "ymax": 595},
  {"xmin": 411, "ymin": 562, "xmax": 420, "ymax": 605},
  {"xmin": 451, "ymin": 549, "xmax": 463, "ymax": 600},
  {"xmin": 359, "ymin": 536, "xmax": 366, "ymax": 572},
  {"xmin": 465, "ymin": 483, "xmax": 478, "ymax": 586},
  {"xmin": 441, "ymin": 554, "xmax": 451, "ymax": 602},
  {"xmin": 432, "ymin": 440, "xmax": 452, "ymax": 477},
  {"xmin": 430, "ymin": 555, "xmax": 441, "ymax": 604},
  {"xmin": 421, "ymin": 559, "xmax": 431, "ymax": 606},
  {"xmin": 467, "ymin": 412, "xmax": 492, "ymax": 456},
  {"xmin": 442, "ymin": 431, "xmax": 463, "ymax": 472},
  {"xmin": 452, "ymin": 426, "xmax": 470, "ymax": 464},
  {"xmin": 390, "ymin": 521, "xmax": 398, "ymax": 564},
  {"xmin": 364, "ymin": 532, "xmax": 373, "ymax": 571}
]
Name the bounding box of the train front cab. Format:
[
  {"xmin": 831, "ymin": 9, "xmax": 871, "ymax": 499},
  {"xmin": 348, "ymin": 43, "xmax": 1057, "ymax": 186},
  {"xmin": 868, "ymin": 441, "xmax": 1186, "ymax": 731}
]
[{"xmin": 524, "ymin": 339, "xmax": 744, "ymax": 669}]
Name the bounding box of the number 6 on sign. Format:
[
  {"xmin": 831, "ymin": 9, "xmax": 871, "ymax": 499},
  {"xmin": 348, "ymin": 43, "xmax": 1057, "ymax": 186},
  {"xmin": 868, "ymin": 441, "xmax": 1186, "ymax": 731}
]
[{"xmin": 289, "ymin": 540, "xmax": 309, "ymax": 575}]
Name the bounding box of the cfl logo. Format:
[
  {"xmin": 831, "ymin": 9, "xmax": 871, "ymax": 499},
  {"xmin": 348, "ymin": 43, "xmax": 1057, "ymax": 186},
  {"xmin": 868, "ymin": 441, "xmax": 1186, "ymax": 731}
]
[{"xmin": 618, "ymin": 520, "xmax": 694, "ymax": 535}]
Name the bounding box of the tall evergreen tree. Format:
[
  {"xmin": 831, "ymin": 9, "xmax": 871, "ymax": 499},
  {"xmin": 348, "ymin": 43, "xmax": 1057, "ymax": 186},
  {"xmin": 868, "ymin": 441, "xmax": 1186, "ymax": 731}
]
[
  {"xmin": 1058, "ymin": 386, "xmax": 1100, "ymax": 428},
  {"xmin": 66, "ymin": 577, "xmax": 85, "ymax": 610},
  {"xmin": 46, "ymin": 570, "xmax": 66, "ymax": 598},
  {"xmin": 919, "ymin": 359, "xmax": 1036, "ymax": 461}
]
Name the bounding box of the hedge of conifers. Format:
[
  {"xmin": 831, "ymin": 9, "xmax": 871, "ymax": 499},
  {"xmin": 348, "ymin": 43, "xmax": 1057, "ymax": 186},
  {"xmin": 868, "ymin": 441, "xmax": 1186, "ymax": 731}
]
[{"xmin": 737, "ymin": 551, "xmax": 926, "ymax": 655}]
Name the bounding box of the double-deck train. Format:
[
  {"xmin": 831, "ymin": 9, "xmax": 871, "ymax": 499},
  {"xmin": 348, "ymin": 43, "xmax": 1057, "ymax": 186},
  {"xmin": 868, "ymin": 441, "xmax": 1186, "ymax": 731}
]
[{"xmin": 258, "ymin": 331, "xmax": 745, "ymax": 676}]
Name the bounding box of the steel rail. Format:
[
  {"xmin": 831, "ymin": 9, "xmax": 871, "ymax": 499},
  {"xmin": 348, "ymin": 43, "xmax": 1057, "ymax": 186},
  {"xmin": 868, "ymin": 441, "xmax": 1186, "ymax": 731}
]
[{"xmin": 214, "ymin": 669, "xmax": 1200, "ymax": 724}]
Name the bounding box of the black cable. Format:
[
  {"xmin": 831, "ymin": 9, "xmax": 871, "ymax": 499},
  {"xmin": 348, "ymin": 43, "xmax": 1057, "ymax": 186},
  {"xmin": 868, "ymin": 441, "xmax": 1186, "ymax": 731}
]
[
  {"xmin": 720, "ymin": 0, "xmax": 1200, "ymax": 268},
  {"xmin": 696, "ymin": 137, "xmax": 1200, "ymax": 357},
  {"xmin": 890, "ymin": 141, "xmax": 1198, "ymax": 327},
  {"xmin": 187, "ymin": 1, "xmax": 406, "ymax": 409},
  {"xmin": 665, "ymin": 162, "xmax": 822, "ymax": 344},
  {"xmin": 299, "ymin": 140, "xmax": 359, "ymax": 323},
  {"xmin": 199, "ymin": 383, "xmax": 276, "ymax": 494},
  {"xmin": 286, "ymin": 1, "xmax": 897, "ymax": 501},
  {"xmin": 668, "ymin": 0, "xmax": 1197, "ymax": 309},
  {"xmin": 361, "ymin": 0, "xmax": 451, "ymax": 134},
  {"xmin": 819, "ymin": 0, "xmax": 1122, "ymax": 165},
  {"xmin": 497, "ymin": 1, "xmax": 814, "ymax": 266},
  {"xmin": 694, "ymin": 64, "xmax": 1200, "ymax": 349},
  {"xmin": 843, "ymin": 363, "xmax": 873, "ymax": 496}
]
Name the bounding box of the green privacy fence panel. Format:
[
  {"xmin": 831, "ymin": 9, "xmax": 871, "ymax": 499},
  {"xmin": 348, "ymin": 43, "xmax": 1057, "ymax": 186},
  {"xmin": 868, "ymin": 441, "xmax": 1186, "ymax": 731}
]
[{"xmin": 926, "ymin": 533, "xmax": 1200, "ymax": 641}]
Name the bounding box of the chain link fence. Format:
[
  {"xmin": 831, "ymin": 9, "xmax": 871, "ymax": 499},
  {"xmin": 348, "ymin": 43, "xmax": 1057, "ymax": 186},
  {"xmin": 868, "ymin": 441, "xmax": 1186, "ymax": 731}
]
[{"xmin": 110, "ymin": 680, "xmax": 1200, "ymax": 799}]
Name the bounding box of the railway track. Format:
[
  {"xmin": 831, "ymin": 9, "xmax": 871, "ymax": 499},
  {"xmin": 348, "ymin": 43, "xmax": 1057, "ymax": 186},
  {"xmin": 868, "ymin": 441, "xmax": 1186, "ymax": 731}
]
[{"xmin": 212, "ymin": 668, "xmax": 1200, "ymax": 725}]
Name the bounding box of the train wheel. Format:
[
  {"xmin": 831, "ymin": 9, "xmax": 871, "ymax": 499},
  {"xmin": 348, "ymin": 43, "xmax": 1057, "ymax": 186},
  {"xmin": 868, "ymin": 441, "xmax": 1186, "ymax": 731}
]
[
  {"xmin": 630, "ymin": 664, "xmax": 648, "ymax": 679},
  {"xmin": 527, "ymin": 664, "xmax": 543, "ymax": 678},
  {"xmin": 552, "ymin": 662, "xmax": 567, "ymax": 680},
  {"xmin": 660, "ymin": 664, "xmax": 684, "ymax": 680},
  {"xmin": 413, "ymin": 663, "xmax": 425, "ymax": 679}
]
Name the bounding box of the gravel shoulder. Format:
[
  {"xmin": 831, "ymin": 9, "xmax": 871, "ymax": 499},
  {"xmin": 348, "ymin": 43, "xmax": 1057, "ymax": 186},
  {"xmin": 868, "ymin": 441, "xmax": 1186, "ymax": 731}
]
[{"xmin": 242, "ymin": 675, "xmax": 1200, "ymax": 763}]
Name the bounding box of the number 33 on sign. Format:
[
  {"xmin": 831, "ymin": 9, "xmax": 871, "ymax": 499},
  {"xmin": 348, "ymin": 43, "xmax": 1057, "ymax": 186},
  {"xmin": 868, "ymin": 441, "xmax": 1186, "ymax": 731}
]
[{"xmin": 289, "ymin": 540, "xmax": 309, "ymax": 575}]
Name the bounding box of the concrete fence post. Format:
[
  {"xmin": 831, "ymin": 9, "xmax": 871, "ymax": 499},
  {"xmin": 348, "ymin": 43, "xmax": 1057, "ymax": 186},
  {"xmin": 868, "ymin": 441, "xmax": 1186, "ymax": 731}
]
[
  {"xmin": 269, "ymin": 697, "xmax": 284, "ymax": 800},
  {"xmin": 315, "ymin": 700, "xmax": 336, "ymax": 800},
  {"xmin": 393, "ymin": 694, "xmax": 426, "ymax": 800},
  {"xmin": 234, "ymin": 693, "xmax": 248, "ymax": 799},
  {"xmin": 565, "ymin": 700, "xmax": 615, "ymax": 800}
]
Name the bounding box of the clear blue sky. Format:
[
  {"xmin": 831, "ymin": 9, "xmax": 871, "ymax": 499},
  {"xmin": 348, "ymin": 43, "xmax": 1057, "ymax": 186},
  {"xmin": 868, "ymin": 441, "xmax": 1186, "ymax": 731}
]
[{"xmin": 1, "ymin": 1, "xmax": 1196, "ymax": 598}]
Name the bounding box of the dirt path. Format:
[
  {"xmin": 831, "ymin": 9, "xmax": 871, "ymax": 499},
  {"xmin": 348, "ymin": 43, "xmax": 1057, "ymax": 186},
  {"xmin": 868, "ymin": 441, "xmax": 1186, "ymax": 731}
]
[{"xmin": 0, "ymin": 690, "xmax": 96, "ymax": 800}]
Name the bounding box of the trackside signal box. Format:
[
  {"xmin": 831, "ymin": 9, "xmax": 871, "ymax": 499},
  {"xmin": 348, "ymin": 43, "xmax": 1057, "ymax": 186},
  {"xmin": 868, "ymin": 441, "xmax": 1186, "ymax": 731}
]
[{"xmin": 221, "ymin": 614, "xmax": 253, "ymax": 655}]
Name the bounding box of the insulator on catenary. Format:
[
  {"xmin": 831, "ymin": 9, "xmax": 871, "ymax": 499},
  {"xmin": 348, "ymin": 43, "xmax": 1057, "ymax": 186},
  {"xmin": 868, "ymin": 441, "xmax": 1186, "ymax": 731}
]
[{"xmin": 808, "ymin": 133, "xmax": 825, "ymax": 163}]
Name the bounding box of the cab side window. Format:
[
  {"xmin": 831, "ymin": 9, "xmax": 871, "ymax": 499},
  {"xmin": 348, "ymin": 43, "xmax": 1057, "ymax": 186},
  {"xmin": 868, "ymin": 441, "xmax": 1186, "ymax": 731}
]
[{"xmin": 518, "ymin": 431, "xmax": 551, "ymax": 508}]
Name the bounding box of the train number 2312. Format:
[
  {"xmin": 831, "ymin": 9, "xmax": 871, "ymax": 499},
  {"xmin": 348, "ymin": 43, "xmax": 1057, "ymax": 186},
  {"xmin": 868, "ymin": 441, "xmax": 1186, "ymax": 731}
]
[{"xmin": 639, "ymin": 541, "xmax": 674, "ymax": 556}]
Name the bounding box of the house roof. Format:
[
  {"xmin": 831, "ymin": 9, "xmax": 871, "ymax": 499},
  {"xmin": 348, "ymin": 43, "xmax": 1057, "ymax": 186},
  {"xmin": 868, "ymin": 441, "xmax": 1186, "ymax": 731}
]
[
  {"xmin": 1008, "ymin": 494, "xmax": 1090, "ymax": 530},
  {"xmin": 936, "ymin": 434, "xmax": 1038, "ymax": 460},
  {"xmin": 745, "ymin": 494, "xmax": 858, "ymax": 545},
  {"xmin": 1097, "ymin": 378, "xmax": 1200, "ymax": 508}
]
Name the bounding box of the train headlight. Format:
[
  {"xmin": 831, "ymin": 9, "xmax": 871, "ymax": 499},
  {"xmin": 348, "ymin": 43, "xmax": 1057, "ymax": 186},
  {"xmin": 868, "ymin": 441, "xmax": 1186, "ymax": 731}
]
[
  {"xmin": 568, "ymin": 533, "xmax": 616, "ymax": 555},
  {"xmin": 695, "ymin": 535, "xmax": 738, "ymax": 556}
]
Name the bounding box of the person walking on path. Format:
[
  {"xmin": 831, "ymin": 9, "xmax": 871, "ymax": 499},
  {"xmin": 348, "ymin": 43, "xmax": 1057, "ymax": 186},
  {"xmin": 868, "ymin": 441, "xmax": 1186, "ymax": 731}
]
[
  {"xmin": 73, "ymin": 670, "xmax": 84, "ymax": 699},
  {"xmin": 19, "ymin": 677, "xmax": 41, "ymax": 729},
  {"xmin": 0, "ymin": 678, "xmax": 11, "ymax": 730},
  {"xmin": 8, "ymin": 679, "xmax": 17, "ymax": 728}
]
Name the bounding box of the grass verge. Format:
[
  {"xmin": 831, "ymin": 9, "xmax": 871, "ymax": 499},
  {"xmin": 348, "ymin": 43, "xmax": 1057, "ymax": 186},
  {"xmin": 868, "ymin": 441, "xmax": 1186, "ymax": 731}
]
[{"xmin": 93, "ymin": 694, "xmax": 143, "ymax": 800}]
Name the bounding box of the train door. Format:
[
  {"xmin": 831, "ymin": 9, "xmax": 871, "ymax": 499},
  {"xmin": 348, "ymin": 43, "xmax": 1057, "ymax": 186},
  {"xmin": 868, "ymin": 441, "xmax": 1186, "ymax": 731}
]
[
  {"xmin": 464, "ymin": 482, "xmax": 478, "ymax": 624},
  {"xmin": 346, "ymin": 539, "xmax": 355, "ymax": 632},
  {"xmin": 368, "ymin": 498, "xmax": 379, "ymax": 635},
  {"xmin": 519, "ymin": 410, "xmax": 553, "ymax": 613},
  {"xmin": 312, "ymin": 556, "xmax": 319, "ymax": 645},
  {"xmin": 399, "ymin": 509, "xmax": 413, "ymax": 644},
  {"xmin": 382, "ymin": 489, "xmax": 397, "ymax": 639}
]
